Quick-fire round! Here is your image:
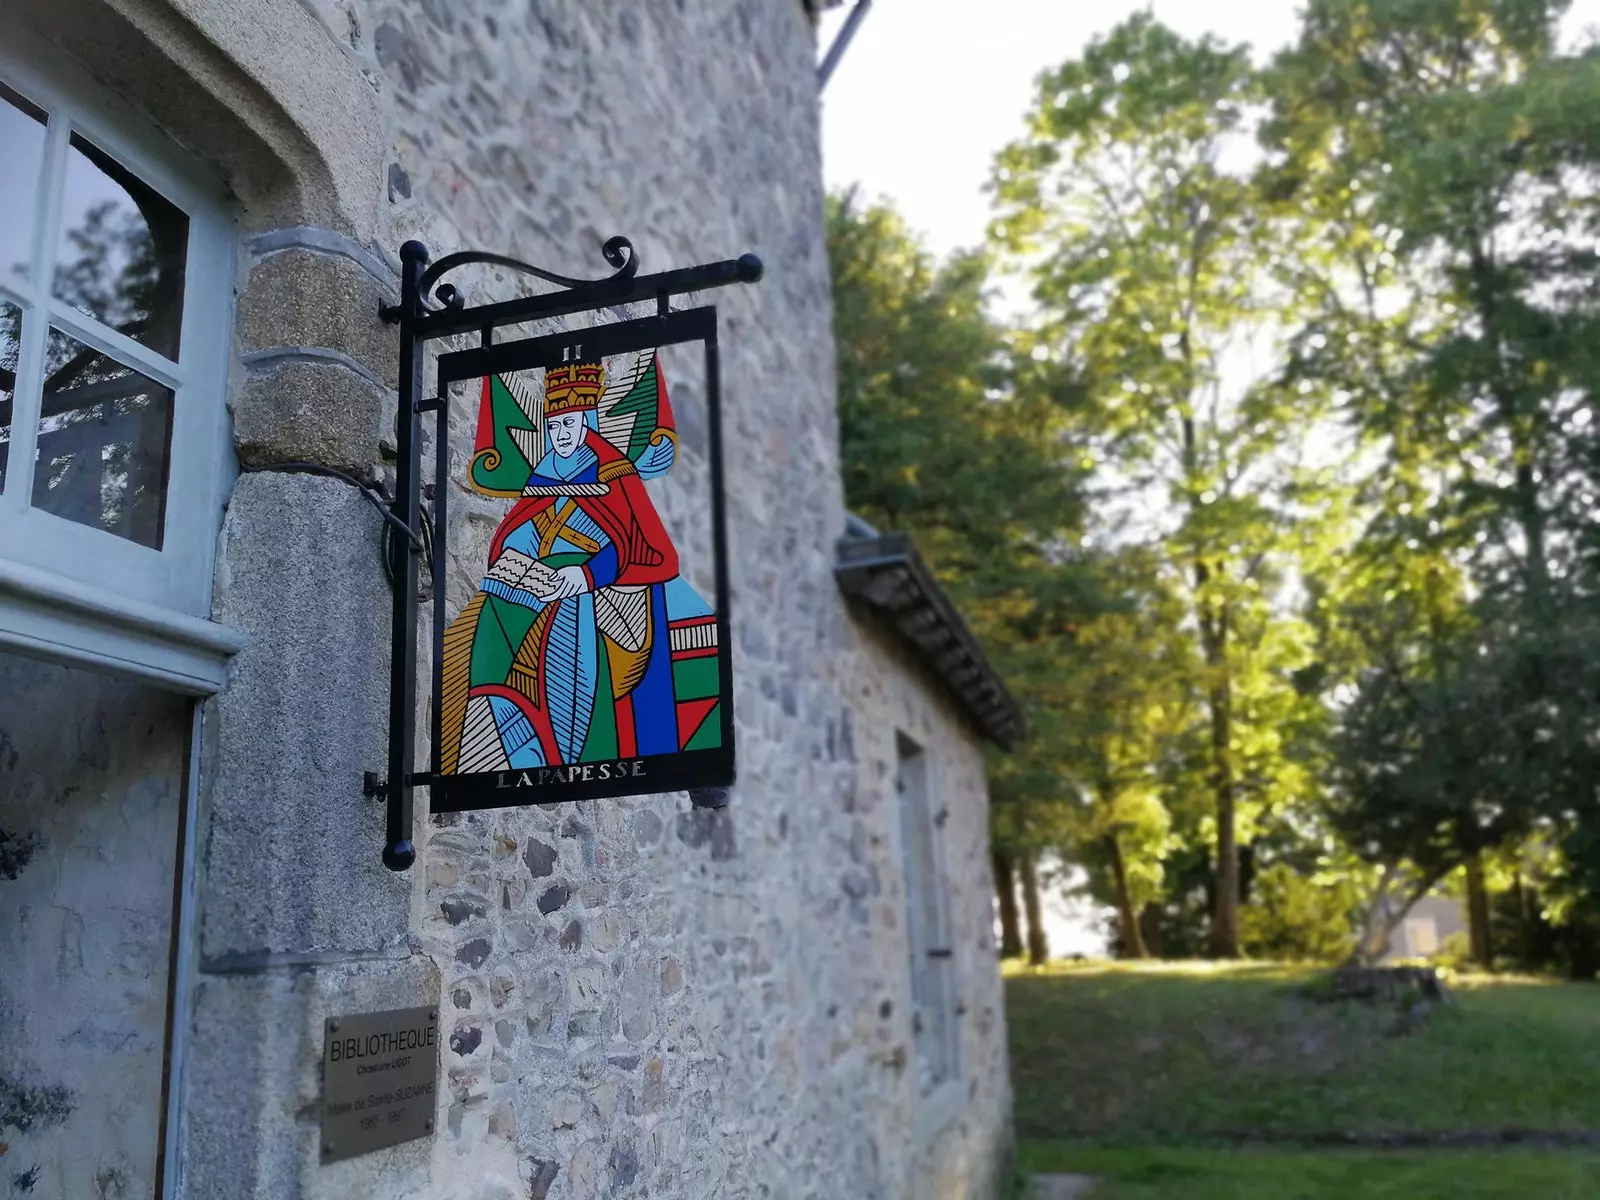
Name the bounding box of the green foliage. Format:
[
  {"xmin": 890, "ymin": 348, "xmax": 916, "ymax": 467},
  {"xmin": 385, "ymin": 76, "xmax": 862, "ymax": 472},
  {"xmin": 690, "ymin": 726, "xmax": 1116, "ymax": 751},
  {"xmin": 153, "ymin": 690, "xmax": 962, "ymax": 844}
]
[
  {"xmin": 826, "ymin": 188, "xmax": 1102, "ymax": 853},
  {"xmin": 832, "ymin": 0, "xmax": 1600, "ymax": 969},
  {"xmin": 991, "ymin": 13, "xmax": 1333, "ymax": 955},
  {"xmin": 1263, "ymin": 0, "xmax": 1600, "ymax": 963},
  {"xmin": 1040, "ymin": 552, "xmax": 1197, "ymax": 952},
  {"xmin": 1239, "ymin": 862, "xmax": 1364, "ymax": 961},
  {"xmin": 1325, "ymin": 621, "xmax": 1586, "ymax": 889},
  {"xmin": 828, "ymin": 188, "xmax": 1085, "ymax": 587}
]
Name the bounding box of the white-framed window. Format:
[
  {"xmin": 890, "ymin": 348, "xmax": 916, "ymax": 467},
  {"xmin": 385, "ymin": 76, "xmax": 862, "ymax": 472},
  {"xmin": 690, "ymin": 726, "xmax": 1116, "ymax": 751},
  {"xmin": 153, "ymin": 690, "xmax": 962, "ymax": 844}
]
[
  {"xmin": 0, "ymin": 42, "xmax": 234, "ymax": 618},
  {"xmin": 895, "ymin": 733, "xmax": 963, "ymax": 1133}
]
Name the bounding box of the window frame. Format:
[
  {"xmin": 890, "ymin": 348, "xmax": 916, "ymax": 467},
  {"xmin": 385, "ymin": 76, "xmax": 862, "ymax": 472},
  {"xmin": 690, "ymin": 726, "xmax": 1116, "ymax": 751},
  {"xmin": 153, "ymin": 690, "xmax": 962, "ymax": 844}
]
[
  {"xmin": 0, "ymin": 38, "xmax": 236, "ymax": 618},
  {"xmin": 894, "ymin": 732, "xmax": 965, "ymax": 1140}
]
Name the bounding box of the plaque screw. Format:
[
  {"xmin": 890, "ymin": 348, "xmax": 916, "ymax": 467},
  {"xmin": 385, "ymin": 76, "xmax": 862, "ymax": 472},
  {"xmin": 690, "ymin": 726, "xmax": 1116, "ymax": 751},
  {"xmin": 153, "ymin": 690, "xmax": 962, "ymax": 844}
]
[
  {"xmin": 428, "ymin": 1009, "xmax": 437, "ymax": 1021},
  {"xmin": 424, "ymin": 1119, "xmax": 434, "ymax": 1131},
  {"xmin": 323, "ymin": 1143, "xmax": 334, "ymax": 1156},
  {"xmin": 329, "ymin": 1021, "xmax": 340, "ymax": 1033}
]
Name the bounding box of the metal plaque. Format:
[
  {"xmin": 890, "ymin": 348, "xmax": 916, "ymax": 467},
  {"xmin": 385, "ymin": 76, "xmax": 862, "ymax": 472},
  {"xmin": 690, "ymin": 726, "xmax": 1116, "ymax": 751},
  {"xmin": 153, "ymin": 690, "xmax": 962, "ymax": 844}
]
[{"xmin": 320, "ymin": 1005, "xmax": 439, "ymax": 1163}]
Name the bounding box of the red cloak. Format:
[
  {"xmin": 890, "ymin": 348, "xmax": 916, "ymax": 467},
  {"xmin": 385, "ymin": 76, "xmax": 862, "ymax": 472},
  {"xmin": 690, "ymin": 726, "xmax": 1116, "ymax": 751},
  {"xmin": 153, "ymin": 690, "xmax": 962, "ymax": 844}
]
[{"xmin": 487, "ymin": 429, "xmax": 678, "ymax": 588}]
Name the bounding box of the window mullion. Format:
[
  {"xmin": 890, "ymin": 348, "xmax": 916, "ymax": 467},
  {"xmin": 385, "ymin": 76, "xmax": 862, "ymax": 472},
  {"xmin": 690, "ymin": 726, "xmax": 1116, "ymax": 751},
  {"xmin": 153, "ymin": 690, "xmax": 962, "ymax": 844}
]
[
  {"xmin": 4, "ymin": 99, "xmax": 69, "ymax": 510},
  {"xmin": 24, "ymin": 93, "xmax": 63, "ymax": 293},
  {"xmin": 1, "ymin": 308, "xmax": 44, "ymax": 519},
  {"xmin": 0, "ymin": 274, "xmax": 41, "ymax": 313},
  {"xmin": 43, "ymin": 297, "xmax": 185, "ymax": 390}
]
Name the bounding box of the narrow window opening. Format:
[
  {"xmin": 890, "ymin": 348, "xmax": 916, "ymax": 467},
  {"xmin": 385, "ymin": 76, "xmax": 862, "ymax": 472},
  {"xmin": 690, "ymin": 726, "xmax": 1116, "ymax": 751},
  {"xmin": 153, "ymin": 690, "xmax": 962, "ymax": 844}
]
[{"xmin": 896, "ymin": 733, "xmax": 959, "ymax": 1095}]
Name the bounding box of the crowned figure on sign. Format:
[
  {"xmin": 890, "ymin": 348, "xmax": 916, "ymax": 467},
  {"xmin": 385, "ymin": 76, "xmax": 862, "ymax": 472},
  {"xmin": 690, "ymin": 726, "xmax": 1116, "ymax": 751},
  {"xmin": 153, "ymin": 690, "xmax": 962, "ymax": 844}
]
[{"xmin": 439, "ymin": 352, "xmax": 723, "ymax": 776}]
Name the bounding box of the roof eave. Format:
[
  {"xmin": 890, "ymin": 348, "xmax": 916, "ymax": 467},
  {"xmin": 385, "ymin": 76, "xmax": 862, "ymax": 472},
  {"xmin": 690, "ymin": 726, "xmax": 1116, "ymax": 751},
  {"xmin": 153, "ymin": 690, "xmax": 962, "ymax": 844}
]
[{"xmin": 834, "ymin": 531, "xmax": 1026, "ymax": 751}]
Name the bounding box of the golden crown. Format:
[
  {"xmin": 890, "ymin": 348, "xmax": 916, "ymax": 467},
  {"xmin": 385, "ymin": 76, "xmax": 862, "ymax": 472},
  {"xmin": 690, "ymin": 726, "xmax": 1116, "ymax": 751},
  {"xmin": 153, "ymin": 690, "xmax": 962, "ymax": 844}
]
[{"xmin": 543, "ymin": 362, "xmax": 605, "ymax": 416}]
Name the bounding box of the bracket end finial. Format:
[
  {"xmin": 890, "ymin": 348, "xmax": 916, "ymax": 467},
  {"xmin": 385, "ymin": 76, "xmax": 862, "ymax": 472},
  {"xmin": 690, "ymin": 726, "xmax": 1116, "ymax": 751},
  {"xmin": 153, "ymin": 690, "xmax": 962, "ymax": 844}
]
[
  {"xmin": 383, "ymin": 839, "xmax": 417, "ymax": 872},
  {"xmin": 736, "ymin": 253, "xmax": 764, "ymax": 283},
  {"xmin": 381, "ymin": 242, "xmax": 432, "ymax": 324},
  {"xmin": 688, "ymin": 786, "xmax": 732, "ymax": 809}
]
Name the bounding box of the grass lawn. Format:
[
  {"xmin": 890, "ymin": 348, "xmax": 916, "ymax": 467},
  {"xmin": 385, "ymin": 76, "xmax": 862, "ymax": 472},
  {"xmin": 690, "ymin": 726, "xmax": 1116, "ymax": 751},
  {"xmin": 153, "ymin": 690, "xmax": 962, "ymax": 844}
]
[
  {"xmin": 1006, "ymin": 960, "xmax": 1600, "ymax": 1141},
  {"xmin": 1007, "ymin": 961, "xmax": 1600, "ymax": 1197},
  {"xmin": 1020, "ymin": 1142, "xmax": 1600, "ymax": 1199}
]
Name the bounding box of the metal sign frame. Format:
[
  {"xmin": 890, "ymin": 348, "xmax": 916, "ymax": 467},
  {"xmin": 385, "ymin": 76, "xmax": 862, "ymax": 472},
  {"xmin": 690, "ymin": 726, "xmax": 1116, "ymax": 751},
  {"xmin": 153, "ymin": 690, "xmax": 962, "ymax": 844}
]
[{"xmin": 376, "ymin": 238, "xmax": 761, "ymax": 871}]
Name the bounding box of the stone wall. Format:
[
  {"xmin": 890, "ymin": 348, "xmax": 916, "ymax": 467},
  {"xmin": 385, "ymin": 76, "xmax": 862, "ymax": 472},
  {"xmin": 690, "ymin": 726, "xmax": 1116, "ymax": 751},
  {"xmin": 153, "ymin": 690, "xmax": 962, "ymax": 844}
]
[
  {"xmin": 362, "ymin": 3, "xmax": 1012, "ymax": 1194},
  {"xmin": 849, "ymin": 618, "xmax": 1016, "ymax": 1200},
  {"xmin": 6, "ymin": 2, "xmax": 1014, "ymax": 1197},
  {"xmin": 0, "ymin": 654, "xmax": 189, "ymax": 1199}
]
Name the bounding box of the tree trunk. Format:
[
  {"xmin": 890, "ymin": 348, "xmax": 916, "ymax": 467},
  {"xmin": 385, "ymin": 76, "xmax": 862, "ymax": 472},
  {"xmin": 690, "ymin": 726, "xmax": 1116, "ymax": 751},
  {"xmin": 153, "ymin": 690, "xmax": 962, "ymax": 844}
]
[
  {"xmin": 1466, "ymin": 856, "xmax": 1493, "ymax": 971},
  {"xmin": 1105, "ymin": 834, "xmax": 1149, "ymax": 959},
  {"xmin": 1206, "ymin": 664, "xmax": 1240, "ymax": 959},
  {"xmin": 1238, "ymin": 841, "xmax": 1257, "ymax": 906},
  {"xmin": 1353, "ymin": 865, "xmax": 1447, "ymax": 966},
  {"xmin": 1137, "ymin": 903, "xmax": 1161, "ymax": 959},
  {"xmin": 992, "ymin": 850, "xmax": 1023, "ymax": 959},
  {"xmin": 1514, "ymin": 871, "xmax": 1533, "ymax": 969},
  {"xmin": 1181, "ymin": 416, "xmax": 1239, "ymax": 959},
  {"xmin": 1018, "ymin": 852, "xmax": 1049, "ymax": 967},
  {"xmin": 1468, "ymin": 237, "xmax": 1551, "ymax": 612}
]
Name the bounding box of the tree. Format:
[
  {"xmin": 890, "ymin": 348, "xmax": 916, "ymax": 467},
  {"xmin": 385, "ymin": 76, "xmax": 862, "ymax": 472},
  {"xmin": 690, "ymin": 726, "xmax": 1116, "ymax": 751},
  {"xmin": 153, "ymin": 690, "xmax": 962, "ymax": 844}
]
[
  {"xmin": 992, "ymin": 849, "xmax": 1025, "ymax": 958},
  {"xmin": 1018, "ymin": 852, "xmax": 1051, "ymax": 966},
  {"xmin": 829, "ymin": 189, "xmax": 1086, "ymax": 579},
  {"xmin": 1265, "ymin": 0, "xmax": 1600, "ymax": 965},
  {"xmin": 992, "ymin": 15, "xmax": 1322, "ymax": 956},
  {"xmin": 827, "ymin": 190, "xmax": 1101, "ymax": 959},
  {"xmin": 1263, "ymin": 0, "xmax": 1600, "ymax": 614},
  {"xmin": 1239, "ymin": 860, "xmax": 1366, "ymax": 962},
  {"xmin": 1045, "ymin": 548, "xmax": 1194, "ymax": 958}
]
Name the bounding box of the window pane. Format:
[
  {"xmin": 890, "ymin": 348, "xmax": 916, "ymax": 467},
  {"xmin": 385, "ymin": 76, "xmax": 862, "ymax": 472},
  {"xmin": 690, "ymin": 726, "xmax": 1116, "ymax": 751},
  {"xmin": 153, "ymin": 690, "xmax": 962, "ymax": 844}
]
[
  {"xmin": 53, "ymin": 132, "xmax": 188, "ymax": 360},
  {"xmin": 0, "ymin": 300, "xmax": 19, "ymax": 491},
  {"xmin": 35, "ymin": 327, "xmax": 172, "ymax": 549},
  {"xmin": 0, "ymin": 81, "xmax": 48, "ymax": 284}
]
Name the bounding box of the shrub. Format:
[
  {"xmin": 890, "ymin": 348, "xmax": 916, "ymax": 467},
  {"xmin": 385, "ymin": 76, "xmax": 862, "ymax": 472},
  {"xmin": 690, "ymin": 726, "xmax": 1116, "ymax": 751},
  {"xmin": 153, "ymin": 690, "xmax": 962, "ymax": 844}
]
[{"xmin": 1240, "ymin": 862, "xmax": 1361, "ymax": 962}]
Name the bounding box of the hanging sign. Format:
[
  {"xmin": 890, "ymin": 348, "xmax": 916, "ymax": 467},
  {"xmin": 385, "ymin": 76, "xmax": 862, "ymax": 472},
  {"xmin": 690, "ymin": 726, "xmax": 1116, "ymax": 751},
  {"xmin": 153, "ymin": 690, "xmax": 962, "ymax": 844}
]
[
  {"xmin": 376, "ymin": 238, "xmax": 759, "ymax": 869},
  {"xmin": 430, "ymin": 310, "xmax": 734, "ymax": 811}
]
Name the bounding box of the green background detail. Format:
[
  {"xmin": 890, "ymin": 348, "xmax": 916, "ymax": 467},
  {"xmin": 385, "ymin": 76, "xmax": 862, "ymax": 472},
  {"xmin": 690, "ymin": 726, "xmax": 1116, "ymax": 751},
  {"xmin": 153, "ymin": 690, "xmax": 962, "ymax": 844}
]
[
  {"xmin": 471, "ymin": 594, "xmax": 539, "ymax": 685},
  {"xmin": 540, "ymin": 552, "xmax": 589, "ymax": 570},
  {"xmin": 471, "ymin": 376, "xmax": 538, "ymax": 493},
  {"xmin": 683, "ymin": 702, "xmax": 722, "ymax": 750},
  {"xmin": 579, "ymin": 635, "xmax": 619, "ymax": 761},
  {"xmin": 672, "ymin": 655, "xmax": 719, "ymax": 701},
  {"xmin": 608, "ymin": 362, "xmax": 661, "ymax": 462}
]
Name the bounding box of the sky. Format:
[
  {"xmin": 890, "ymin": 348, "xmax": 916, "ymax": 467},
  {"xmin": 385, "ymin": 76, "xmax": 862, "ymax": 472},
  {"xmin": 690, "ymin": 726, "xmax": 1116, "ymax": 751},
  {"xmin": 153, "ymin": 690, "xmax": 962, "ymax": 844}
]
[{"xmin": 818, "ymin": 0, "xmax": 1600, "ymax": 259}]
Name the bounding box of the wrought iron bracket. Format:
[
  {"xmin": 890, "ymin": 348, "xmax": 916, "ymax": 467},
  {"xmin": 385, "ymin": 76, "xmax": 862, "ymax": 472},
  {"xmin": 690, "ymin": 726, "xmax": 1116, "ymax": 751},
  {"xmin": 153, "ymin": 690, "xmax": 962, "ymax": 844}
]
[{"xmin": 376, "ymin": 237, "xmax": 762, "ymax": 872}]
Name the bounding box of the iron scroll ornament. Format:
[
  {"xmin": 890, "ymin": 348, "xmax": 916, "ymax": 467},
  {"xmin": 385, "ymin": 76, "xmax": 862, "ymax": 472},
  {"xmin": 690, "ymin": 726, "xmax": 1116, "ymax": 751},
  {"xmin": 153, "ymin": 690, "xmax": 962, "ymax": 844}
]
[
  {"xmin": 375, "ymin": 238, "xmax": 761, "ymax": 871},
  {"xmin": 389, "ymin": 235, "xmax": 640, "ymax": 319}
]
